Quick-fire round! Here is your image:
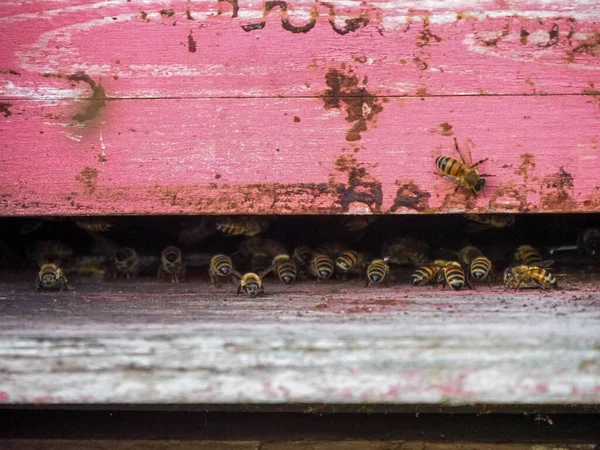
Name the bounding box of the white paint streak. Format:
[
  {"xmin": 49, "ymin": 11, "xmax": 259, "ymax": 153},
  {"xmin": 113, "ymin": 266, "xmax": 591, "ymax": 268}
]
[
  {"xmin": 0, "ymin": 81, "xmax": 86, "ymax": 99},
  {"xmin": 99, "ymin": 127, "xmax": 106, "ymax": 164}
]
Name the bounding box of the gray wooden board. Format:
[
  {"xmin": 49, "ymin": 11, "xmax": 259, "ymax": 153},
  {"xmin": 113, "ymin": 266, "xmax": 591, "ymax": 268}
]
[{"xmin": 0, "ymin": 275, "xmax": 599, "ymax": 405}]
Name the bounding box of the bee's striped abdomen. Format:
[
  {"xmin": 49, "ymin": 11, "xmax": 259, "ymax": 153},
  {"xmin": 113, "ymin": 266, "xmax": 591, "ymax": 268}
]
[
  {"xmin": 366, "ymin": 260, "xmax": 389, "ymax": 285},
  {"xmin": 444, "ymin": 263, "xmax": 466, "ymax": 291},
  {"xmin": 436, "ymin": 156, "xmax": 464, "ymax": 178},
  {"xmin": 310, "ymin": 254, "xmax": 334, "ymax": 280},
  {"xmin": 529, "ymin": 268, "xmax": 557, "ymax": 290},
  {"xmin": 274, "ymin": 255, "xmax": 297, "ymax": 284},
  {"xmin": 470, "ymin": 256, "xmax": 492, "ymax": 281},
  {"xmin": 210, "ymin": 254, "xmax": 232, "ymax": 277},
  {"xmin": 411, "ymin": 265, "xmax": 440, "ymax": 286},
  {"xmin": 336, "ymin": 251, "xmax": 360, "ymax": 273}
]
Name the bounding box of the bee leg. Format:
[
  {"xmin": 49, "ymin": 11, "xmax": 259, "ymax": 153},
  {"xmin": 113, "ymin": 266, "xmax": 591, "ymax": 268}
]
[
  {"xmin": 470, "ymin": 158, "xmax": 489, "ymax": 169},
  {"xmin": 384, "ymin": 276, "xmax": 389, "ymax": 287},
  {"xmin": 236, "ymin": 283, "xmax": 242, "ymax": 295},
  {"xmin": 34, "ymin": 279, "xmax": 40, "ymax": 292},
  {"xmin": 515, "ymin": 280, "xmax": 524, "ymax": 291},
  {"xmin": 365, "ymin": 278, "xmax": 370, "ymax": 288}
]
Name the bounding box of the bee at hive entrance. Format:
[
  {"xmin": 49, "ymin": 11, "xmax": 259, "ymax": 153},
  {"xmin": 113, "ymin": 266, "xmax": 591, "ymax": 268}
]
[{"xmin": 0, "ymin": 214, "xmax": 598, "ymax": 296}]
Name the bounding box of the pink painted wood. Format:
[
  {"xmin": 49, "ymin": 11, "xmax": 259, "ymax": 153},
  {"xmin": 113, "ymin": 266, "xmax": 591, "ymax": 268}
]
[{"xmin": 1, "ymin": 0, "xmax": 599, "ymax": 215}]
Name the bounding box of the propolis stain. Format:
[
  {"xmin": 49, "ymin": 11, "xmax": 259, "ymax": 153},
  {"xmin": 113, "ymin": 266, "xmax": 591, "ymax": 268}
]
[{"xmin": 321, "ymin": 67, "xmax": 383, "ymax": 142}]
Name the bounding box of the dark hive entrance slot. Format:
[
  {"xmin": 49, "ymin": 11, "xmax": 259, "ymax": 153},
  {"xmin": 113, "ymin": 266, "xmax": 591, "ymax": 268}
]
[{"xmin": 1, "ymin": 214, "xmax": 600, "ymax": 294}]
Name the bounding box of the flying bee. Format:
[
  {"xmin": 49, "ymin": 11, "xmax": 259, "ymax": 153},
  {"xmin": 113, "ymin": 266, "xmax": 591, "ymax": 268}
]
[
  {"xmin": 411, "ymin": 260, "xmax": 447, "ymax": 286},
  {"xmin": 436, "ymin": 138, "xmax": 493, "ymax": 196},
  {"xmin": 341, "ymin": 216, "xmax": 376, "ymax": 232},
  {"xmin": 34, "ymin": 240, "xmax": 73, "ymax": 267},
  {"xmin": 63, "ymin": 255, "xmax": 110, "ymax": 276},
  {"xmin": 437, "ymin": 261, "xmax": 471, "ymax": 291},
  {"xmin": 209, "ymin": 254, "xmax": 233, "ymax": 286},
  {"xmin": 232, "ymin": 267, "xmax": 272, "ymax": 298},
  {"xmin": 113, "ymin": 247, "xmax": 140, "ymax": 279},
  {"xmin": 74, "ymin": 218, "xmax": 113, "ymax": 233},
  {"xmin": 179, "ymin": 217, "xmax": 215, "ymax": 245},
  {"xmin": 157, "ymin": 246, "xmax": 186, "ymax": 283},
  {"xmin": 310, "ymin": 253, "xmax": 335, "ymax": 281},
  {"xmin": 365, "ymin": 258, "xmax": 390, "ymax": 287},
  {"xmin": 514, "ymin": 245, "xmax": 543, "ymax": 267},
  {"xmin": 504, "ymin": 262, "xmax": 558, "ymax": 291},
  {"xmin": 293, "ymin": 245, "xmax": 312, "ymax": 268},
  {"xmin": 272, "ymin": 254, "xmax": 297, "ymax": 285},
  {"xmin": 382, "ymin": 237, "xmax": 429, "ymax": 266},
  {"xmin": 35, "ymin": 263, "xmax": 72, "ymax": 291},
  {"xmin": 464, "ymin": 214, "xmax": 515, "ymax": 232},
  {"xmin": 216, "ymin": 216, "xmax": 269, "ymax": 237}
]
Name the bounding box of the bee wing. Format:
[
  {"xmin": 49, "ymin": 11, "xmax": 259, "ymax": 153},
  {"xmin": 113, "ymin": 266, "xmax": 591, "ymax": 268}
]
[{"xmin": 536, "ymin": 260, "xmax": 555, "ymax": 268}]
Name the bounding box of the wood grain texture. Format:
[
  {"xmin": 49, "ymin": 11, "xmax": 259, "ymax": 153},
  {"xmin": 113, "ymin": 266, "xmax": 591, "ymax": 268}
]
[
  {"xmin": 1, "ymin": 96, "xmax": 599, "ymax": 215},
  {"xmin": 0, "ymin": 277, "xmax": 599, "ymax": 405},
  {"xmin": 0, "ymin": 0, "xmax": 599, "ymax": 215}
]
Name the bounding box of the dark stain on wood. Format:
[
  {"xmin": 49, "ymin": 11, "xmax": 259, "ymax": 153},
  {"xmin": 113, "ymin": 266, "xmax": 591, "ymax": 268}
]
[
  {"xmin": 185, "ymin": 6, "xmax": 195, "ymax": 20},
  {"xmin": 217, "ymin": 0, "xmax": 239, "ymax": 18},
  {"xmin": 439, "ymin": 122, "xmax": 453, "ymax": 136},
  {"xmin": 187, "ymin": 31, "xmax": 197, "ymax": 53},
  {"xmin": 0, "ymin": 69, "xmax": 20, "ymax": 76},
  {"xmin": 334, "ymin": 155, "xmax": 383, "ymax": 212},
  {"xmin": 293, "ymin": 116, "xmax": 301, "ymax": 123},
  {"xmin": 515, "ymin": 153, "xmax": 536, "ymax": 181},
  {"xmin": 572, "ymin": 32, "xmax": 600, "ymax": 56},
  {"xmin": 140, "ymin": 11, "xmax": 150, "ymax": 22},
  {"xmin": 413, "ymin": 57, "xmax": 428, "ymax": 70},
  {"xmin": 478, "ymin": 22, "xmax": 510, "ymax": 46},
  {"xmin": 489, "ymin": 182, "xmax": 529, "ymax": 211},
  {"xmin": 76, "ymin": 168, "xmax": 99, "ymax": 194},
  {"xmin": 390, "ymin": 181, "xmax": 431, "ymax": 212},
  {"xmin": 43, "ymin": 72, "xmax": 106, "ymax": 122},
  {"xmin": 539, "ymin": 23, "xmax": 560, "ymax": 48},
  {"xmin": 416, "ymin": 16, "xmax": 442, "ymax": 47},
  {"xmin": 520, "ymin": 28, "xmax": 530, "ymax": 44},
  {"xmin": 0, "ymin": 102, "xmax": 12, "ymax": 118},
  {"xmin": 541, "ymin": 167, "xmax": 577, "ymax": 211},
  {"xmin": 322, "ymin": 67, "xmax": 383, "ymax": 142},
  {"xmin": 241, "ymin": 1, "xmax": 317, "ymax": 33},
  {"xmin": 160, "ymin": 9, "xmax": 175, "ymax": 17}
]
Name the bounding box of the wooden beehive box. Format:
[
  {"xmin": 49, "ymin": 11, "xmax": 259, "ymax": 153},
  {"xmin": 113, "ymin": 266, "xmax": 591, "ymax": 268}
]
[{"xmin": 0, "ymin": 0, "xmax": 600, "ymax": 409}]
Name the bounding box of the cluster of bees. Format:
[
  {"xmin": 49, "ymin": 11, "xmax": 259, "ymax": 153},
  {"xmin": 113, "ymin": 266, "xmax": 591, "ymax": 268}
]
[
  {"xmin": 408, "ymin": 242, "xmax": 559, "ymax": 291},
  {"xmin": 32, "ymin": 220, "xmax": 595, "ymax": 298}
]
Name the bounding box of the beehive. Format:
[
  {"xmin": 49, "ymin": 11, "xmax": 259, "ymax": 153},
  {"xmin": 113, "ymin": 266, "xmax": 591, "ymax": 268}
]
[{"xmin": 0, "ymin": 0, "xmax": 599, "ymax": 408}]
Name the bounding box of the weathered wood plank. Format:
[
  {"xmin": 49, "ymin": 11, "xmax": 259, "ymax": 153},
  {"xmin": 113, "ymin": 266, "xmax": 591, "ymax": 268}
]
[
  {"xmin": 1, "ymin": 1, "xmax": 599, "ymax": 99},
  {"xmin": 0, "ymin": 278, "xmax": 599, "ymax": 405},
  {"xmin": 1, "ymin": 96, "xmax": 599, "ymax": 215}
]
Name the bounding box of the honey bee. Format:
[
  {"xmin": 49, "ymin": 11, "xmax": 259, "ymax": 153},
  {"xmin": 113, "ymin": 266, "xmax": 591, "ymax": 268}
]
[
  {"xmin": 293, "ymin": 245, "xmax": 312, "ymax": 268},
  {"xmin": 577, "ymin": 228, "xmax": 600, "ymax": 257},
  {"xmin": 341, "ymin": 216, "xmax": 376, "ymax": 232},
  {"xmin": 314, "ymin": 241, "xmax": 348, "ymax": 258},
  {"xmin": 382, "ymin": 237, "xmax": 429, "ymax": 266},
  {"xmin": 464, "ymin": 214, "xmax": 515, "ymax": 232},
  {"xmin": 272, "ymin": 254, "xmax": 297, "ymax": 285},
  {"xmin": 113, "ymin": 247, "xmax": 140, "ymax": 279},
  {"xmin": 34, "ymin": 240, "xmax": 73, "ymax": 267},
  {"xmin": 209, "ymin": 254, "xmax": 233, "ymax": 286},
  {"xmin": 514, "ymin": 245, "xmax": 543, "ymax": 267},
  {"xmin": 458, "ymin": 246, "xmax": 492, "ymax": 283},
  {"xmin": 157, "ymin": 246, "xmax": 186, "ymax": 283},
  {"xmin": 74, "ymin": 218, "xmax": 113, "ymax": 233},
  {"xmin": 216, "ymin": 216, "xmax": 269, "ymax": 237},
  {"xmin": 232, "ymin": 267, "xmax": 272, "ymax": 298},
  {"xmin": 436, "ymin": 138, "xmax": 492, "ymax": 196},
  {"xmin": 35, "ymin": 263, "xmax": 72, "ymax": 291},
  {"xmin": 310, "ymin": 253, "xmax": 335, "ymax": 281},
  {"xmin": 261, "ymin": 238, "xmax": 288, "ymax": 258},
  {"xmin": 63, "ymin": 256, "xmax": 110, "ymax": 275},
  {"xmin": 365, "ymin": 258, "xmax": 390, "ymax": 287},
  {"xmin": 503, "ymin": 263, "xmax": 558, "ymax": 291},
  {"xmin": 335, "ymin": 250, "xmax": 364, "ymax": 279},
  {"xmin": 437, "ymin": 261, "xmax": 471, "ymax": 291},
  {"xmin": 179, "ymin": 217, "xmax": 214, "ymax": 245},
  {"xmin": 411, "ymin": 260, "xmax": 447, "ymax": 286}
]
